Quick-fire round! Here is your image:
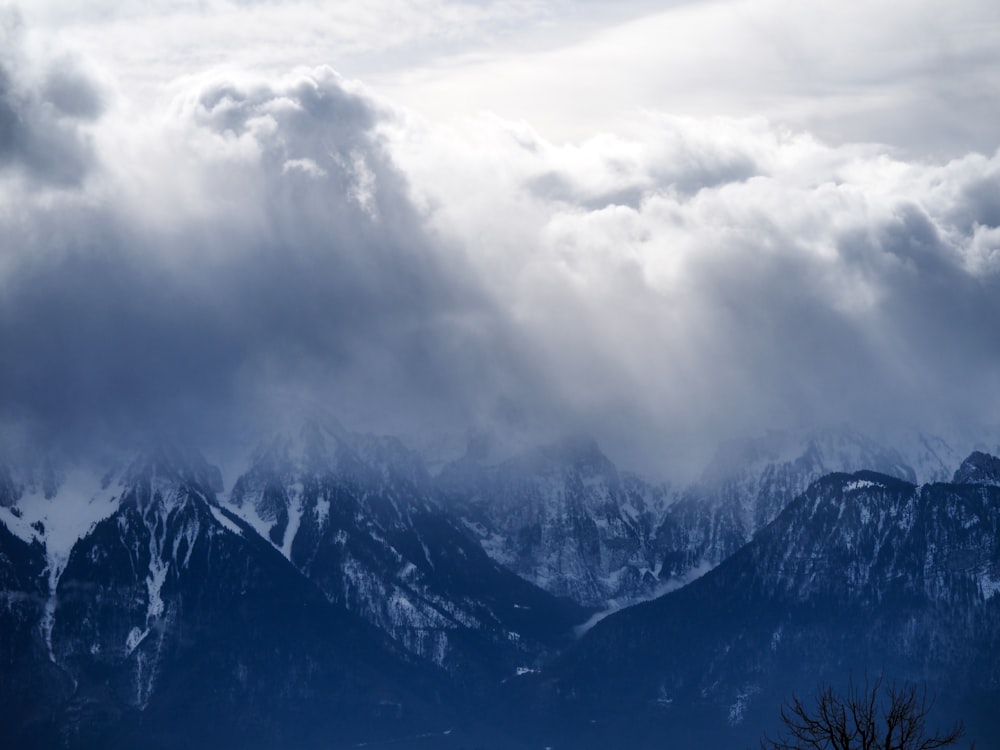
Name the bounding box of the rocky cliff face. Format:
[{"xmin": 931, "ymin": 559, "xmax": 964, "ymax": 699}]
[
  {"xmin": 435, "ymin": 427, "xmax": 973, "ymax": 610},
  {"xmin": 954, "ymin": 450, "xmax": 1000, "ymax": 486},
  {"xmin": 438, "ymin": 435, "xmax": 676, "ymax": 608},
  {"xmin": 223, "ymin": 421, "xmax": 586, "ymax": 685}
]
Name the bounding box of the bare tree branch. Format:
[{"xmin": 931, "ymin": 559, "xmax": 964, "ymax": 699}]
[{"xmin": 761, "ymin": 676, "xmax": 973, "ymax": 750}]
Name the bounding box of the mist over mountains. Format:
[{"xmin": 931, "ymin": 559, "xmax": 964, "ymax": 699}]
[{"xmin": 1, "ymin": 422, "xmax": 1000, "ymax": 748}]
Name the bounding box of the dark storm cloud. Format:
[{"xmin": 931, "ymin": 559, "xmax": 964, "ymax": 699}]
[
  {"xmin": 0, "ymin": 64, "xmax": 535, "ymax": 452},
  {"xmin": 0, "ymin": 17, "xmax": 104, "ymax": 186}
]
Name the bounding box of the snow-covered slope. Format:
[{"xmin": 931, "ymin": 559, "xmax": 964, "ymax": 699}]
[
  {"xmin": 223, "ymin": 420, "xmax": 586, "ymax": 683},
  {"xmin": 0, "ymin": 443, "xmax": 474, "ymax": 749},
  {"xmin": 0, "ymin": 456, "xmax": 128, "ymax": 658}
]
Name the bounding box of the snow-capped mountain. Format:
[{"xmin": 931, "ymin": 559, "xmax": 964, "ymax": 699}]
[
  {"xmin": 530, "ymin": 454, "xmax": 1000, "ymax": 749},
  {"xmin": 433, "ymin": 427, "xmax": 1000, "ymax": 612},
  {"xmin": 3, "ymin": 427, "xmax": 1000, "ymax": 749},
  {"xmin": 0, "ymin": 452, "xmax": 131, "ymax": 661},
  {"xmin": 222, "ymin": 420, "xmax": 587, "ymax": 685},
  {"xmin": 438, "ymin": 434, "xmax": 676, "ymax": 608},
  {"xmin": 654, "ymin": 426, "xmax": 924, "ymax": 583},
  {"xmin": 0, "ymin": 444, "xmax": 491, "ymax": 749}
]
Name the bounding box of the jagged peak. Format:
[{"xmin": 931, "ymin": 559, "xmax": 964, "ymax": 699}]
[
  {"xmin": 238, "ymin": 412, "xmax": 352, "ymax": 475},
  {"xmin": 953, "ymin": 451, "xmax": 1000, "ymax": 486},
  {"xmin": 125, "ymin": 442, "xmax": 223, "ymax": 497},
  {"xmin": 240, "ymin": 419, "xmax": 430, "ymax": 491},
  {"xmin": 249, "ymin": 422, "xmax": 342, "ymax": 473}
]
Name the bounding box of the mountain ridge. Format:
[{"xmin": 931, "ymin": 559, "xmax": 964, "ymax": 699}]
[
  {"xmin": 527, "ymin": 461, "xmax": 1000, "ymax": 748},
  {"xmin": 2, "ymin": 429, "xmax": 999, "ymax": 748}
]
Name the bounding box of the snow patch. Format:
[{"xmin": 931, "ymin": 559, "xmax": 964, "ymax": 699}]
[
  {"xmin": 126, "ymin": 626, "xmax": 147, "ymax": 654},
  {"xmin": 980, "ymin": 571, "xmax": 1000, "ymax": 600},
  {"xmin": 280, "ymin": 482, "xmax": 304, "ymax": 559},
  {"xmin": 222, "ymin": 498, "xmax": 272, "ymax": 545},
  {"xmin": 0, "ymin": 466, "xmax": 124, "ymax": 658},
  {"xmin": 146, "ymin": 551, "xmax": 168, "ymax": 621},
  {"xmin": 419, "ymin": 537, "xmax": 435, "ymax": 569},
  {"xmin": 845, "ymin": 479, "xmax": 882, "ymax": 492},
  {"xmin": 314, "ymin": 494, "xmax": 330, "ymax": 527},
  {"xmin": 728, "ymin": 684, "xmax": 760, "ymax": 725},
  {"xmin": 133, "ymin": 608, "xmax": 172, "ymax": 710},
  {"xmin": 574, "ymin": 560, "xmax": 715, "ymax": 636},
  {"xmin": 209, "ymin": 504, "xmax": 243, "ymax": 537}
]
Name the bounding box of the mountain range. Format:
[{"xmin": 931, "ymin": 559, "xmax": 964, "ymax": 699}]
[
  {"xmin": 530, "ymin": 455, "xmax": 1000, "ymax": 748},
  {"xmin": 0, "ymin": 423, "xmax": 997, "ymax": 748}
]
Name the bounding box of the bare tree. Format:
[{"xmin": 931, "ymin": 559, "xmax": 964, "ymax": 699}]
[{"xmin": 761, "ymin": 674, "xmax": 974, "ymax": 750}]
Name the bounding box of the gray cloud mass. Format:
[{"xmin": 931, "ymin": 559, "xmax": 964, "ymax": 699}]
[
  {"xmin": 0, "ymin": 57, "xmax": 520, "ymax": 453},
  {"xmin": 0, "ymin": 16, "xmax": 104, "ymax": 186},
  {"xmin": 1, "ymin": 21, "xmax": 999, "ymax": 476}
]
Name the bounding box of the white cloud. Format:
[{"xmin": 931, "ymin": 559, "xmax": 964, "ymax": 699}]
[
  {"xmin": 376, "ymin": 0, "xmax": 1000, "ymax": 157},
  {"xmin": 388, "ymin": 110, "xmax": 1000, "ymax": 471},
  {"xmin": 18, "ymin": 0, "xmax": 550, "ymax": 110}
]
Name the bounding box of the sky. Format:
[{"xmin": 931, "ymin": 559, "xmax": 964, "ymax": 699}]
[{"xmin": 1, "ymin": 0, "xmax": 1000, "ymax": 477}]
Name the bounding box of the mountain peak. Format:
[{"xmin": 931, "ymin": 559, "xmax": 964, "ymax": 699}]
[
  {"xmin": 126, "ymin": 442, "xmax": 224, "ymax": 495},
  {"xmin": 953, "ymin": 451, "xmax": 1000, "ymax": 486}
]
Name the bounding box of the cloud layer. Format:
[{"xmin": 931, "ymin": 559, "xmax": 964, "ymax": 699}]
[
  {"xmin": 1, "ymin": 9, "xmax": 999, "ymax": 476},
  {"xmin": 392, "ymin": 112, "xmax": 1000, "ymax": 470},
  {"xmin": 377, "ymin": 0, "xmax": 1000, "ymax": 159}
]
